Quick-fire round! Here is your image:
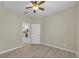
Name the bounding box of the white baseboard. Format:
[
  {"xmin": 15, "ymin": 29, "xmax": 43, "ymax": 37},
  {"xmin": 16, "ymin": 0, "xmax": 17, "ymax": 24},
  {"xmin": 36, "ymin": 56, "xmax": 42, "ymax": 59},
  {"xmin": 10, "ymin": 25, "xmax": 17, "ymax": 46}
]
[
  {"xmin": 0, "ymin": 43, "xmax": 77, "ymax": 56},
  {"xmin": 40, "ymin": 43, "xmax": 77, "ymax": 54},
  {"xmin": 0, "ymin": 45, "xmax": 23, "ymax": 54}
]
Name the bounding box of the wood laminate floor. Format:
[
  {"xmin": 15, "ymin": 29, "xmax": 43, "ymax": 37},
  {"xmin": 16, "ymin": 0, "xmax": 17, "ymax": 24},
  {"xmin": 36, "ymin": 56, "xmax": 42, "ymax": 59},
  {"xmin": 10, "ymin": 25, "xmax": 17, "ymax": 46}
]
[{"xmin": 0, "ymin": 44, "xmax": 76, "ymax": 58}]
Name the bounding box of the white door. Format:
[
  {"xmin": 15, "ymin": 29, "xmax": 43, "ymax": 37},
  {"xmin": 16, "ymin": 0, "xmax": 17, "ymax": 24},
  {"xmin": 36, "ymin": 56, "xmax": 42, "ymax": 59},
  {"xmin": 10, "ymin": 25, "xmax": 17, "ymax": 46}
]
[{"xmin": 31, "ymin": 24, "xmax": 40, "ymax": 44}]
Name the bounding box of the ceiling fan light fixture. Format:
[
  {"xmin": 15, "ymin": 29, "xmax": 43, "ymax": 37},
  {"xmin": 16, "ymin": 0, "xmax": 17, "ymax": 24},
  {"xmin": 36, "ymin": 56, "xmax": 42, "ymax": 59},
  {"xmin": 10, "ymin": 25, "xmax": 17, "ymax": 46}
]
[
  {"xmin": 32, "ymin": 5, "xmax": 39, "ymax": 10},
  {"xmin": 25, "ymin": 1, "xmax": 45, "ymax": 13}
]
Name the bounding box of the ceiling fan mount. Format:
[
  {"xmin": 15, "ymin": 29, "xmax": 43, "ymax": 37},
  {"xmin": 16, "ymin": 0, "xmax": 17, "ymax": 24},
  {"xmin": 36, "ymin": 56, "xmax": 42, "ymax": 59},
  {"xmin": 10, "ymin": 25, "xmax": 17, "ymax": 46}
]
[{"xmin": 25, "ymin": 1, "xmax": 45, "ymax": 13}]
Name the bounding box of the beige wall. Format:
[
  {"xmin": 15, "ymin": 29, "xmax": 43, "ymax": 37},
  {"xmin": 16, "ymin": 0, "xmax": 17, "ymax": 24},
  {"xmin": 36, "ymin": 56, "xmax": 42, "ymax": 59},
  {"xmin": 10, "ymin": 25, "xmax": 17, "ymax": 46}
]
[
  {"xmin": 0, "ymin": 4, "xmax": 30, "ymax": 52},
  {"xmin": 42, "ymin": 7, "xmax": 77, "ymax": 51},
  {"xmin": 77, "ymin": 5, "xmax": 79, "ymax": 50},
  {"xmin": 77, "ymin": 5, "xmax": 79, "ymax": 57}
]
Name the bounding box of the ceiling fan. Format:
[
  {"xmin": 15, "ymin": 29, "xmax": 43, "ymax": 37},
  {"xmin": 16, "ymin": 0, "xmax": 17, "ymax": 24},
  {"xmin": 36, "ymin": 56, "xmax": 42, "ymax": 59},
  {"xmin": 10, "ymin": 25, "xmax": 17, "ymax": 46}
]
[{"xmin": 25, "ymin": 1, "xmax": 45, "ymax": 13}]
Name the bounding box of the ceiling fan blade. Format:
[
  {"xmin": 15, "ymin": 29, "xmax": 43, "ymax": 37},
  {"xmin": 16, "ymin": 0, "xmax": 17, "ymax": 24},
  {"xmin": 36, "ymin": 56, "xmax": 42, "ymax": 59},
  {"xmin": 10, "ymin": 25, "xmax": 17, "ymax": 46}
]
[
  {"xmin": 39, "ymin": 7, "xmax": 44, "ymax": 11},
  {"xmin": 35, "ymin": 1, "xmax": 37, "ymax": 4},
  {"xmin": 30, "ymin": 1, "xmax": 35, "ymax": 5},
  {"xmin": 33, "ymin": 10, "xmax": 36, "ymax": 13},
  {"xmin": 38, "ymin": 1, "xmax": 45, "ymax": 5},
  {"xmin": 25, "ymin": 6, "xmax": 32, "ymax": 9}
]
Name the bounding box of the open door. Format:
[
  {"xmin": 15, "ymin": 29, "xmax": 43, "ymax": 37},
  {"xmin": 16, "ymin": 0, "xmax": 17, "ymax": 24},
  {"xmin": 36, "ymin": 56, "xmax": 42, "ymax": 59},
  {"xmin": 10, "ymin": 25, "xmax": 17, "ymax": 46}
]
[{"xmin": 22, "ymin": 22, "xmax": 30, "ymax": 44}]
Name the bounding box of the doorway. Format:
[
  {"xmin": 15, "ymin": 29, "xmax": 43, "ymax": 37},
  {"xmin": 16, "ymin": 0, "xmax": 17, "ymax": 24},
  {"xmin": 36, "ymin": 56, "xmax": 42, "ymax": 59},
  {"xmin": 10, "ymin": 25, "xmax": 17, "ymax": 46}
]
[{"xmin": 22, "ymin": 22, "xmax": 40, "ymax": 45}]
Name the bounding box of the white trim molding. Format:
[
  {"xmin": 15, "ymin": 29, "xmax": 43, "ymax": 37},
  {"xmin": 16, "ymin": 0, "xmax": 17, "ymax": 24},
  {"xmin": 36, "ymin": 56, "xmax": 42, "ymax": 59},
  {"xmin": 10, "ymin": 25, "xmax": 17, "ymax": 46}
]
[
  {"xmin": 0, "ymin": 45, "xmax": 23, "ymax": 54},
  {"xmin": 40, "ymin": 43, "xmax": 77, "ymax": 54},
  {"xmin": 0, "ymin": 43, "xmax": 77, "ymax": 56}
]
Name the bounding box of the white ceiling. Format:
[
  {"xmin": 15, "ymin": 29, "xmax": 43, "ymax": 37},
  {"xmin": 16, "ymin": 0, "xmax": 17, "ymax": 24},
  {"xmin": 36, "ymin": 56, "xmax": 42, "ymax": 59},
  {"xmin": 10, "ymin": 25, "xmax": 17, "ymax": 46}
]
[{"xmin": 1, "ymin": 1, "xmax": 78, "ymax": 17}]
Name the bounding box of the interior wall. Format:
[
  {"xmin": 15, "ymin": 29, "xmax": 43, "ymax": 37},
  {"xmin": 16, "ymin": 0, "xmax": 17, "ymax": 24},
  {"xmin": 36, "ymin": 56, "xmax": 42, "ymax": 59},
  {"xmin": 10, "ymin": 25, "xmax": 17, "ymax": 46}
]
[
  {"xmin": 42, "ymin": 7, "xmax": 77, "ymax": 51},
  {"xmin": 0, "ymin": 4, "xmax": 31, "ymax": 52},
  {"xmin": 77, "ymin": 5, "xmax": 79, "ymax": 57}
]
